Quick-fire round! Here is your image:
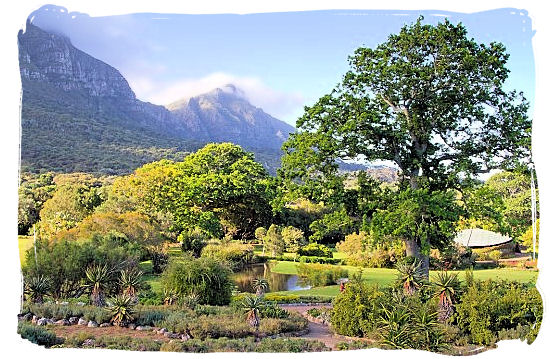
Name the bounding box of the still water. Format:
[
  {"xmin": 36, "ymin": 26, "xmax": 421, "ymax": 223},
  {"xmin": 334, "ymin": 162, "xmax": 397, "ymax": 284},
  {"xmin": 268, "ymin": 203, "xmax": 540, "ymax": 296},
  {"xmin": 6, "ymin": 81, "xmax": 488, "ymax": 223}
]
[{"xmin": 232, "ymin": 262, "xmax": 311, "ymax": 293}]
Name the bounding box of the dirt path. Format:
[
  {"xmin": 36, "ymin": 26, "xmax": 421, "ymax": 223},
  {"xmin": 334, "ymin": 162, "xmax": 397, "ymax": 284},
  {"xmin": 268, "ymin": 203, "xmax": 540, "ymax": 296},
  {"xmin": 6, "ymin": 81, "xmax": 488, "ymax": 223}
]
[{"xmin": 281, "ymin": 304, "xmax": 356, "ymax": 350}]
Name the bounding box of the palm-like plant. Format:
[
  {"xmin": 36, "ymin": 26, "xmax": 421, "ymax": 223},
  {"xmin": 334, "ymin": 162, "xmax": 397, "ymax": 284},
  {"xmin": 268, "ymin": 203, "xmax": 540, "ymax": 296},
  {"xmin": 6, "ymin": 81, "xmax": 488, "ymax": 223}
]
[
  {"xmin": 24, "ymin": 275, "xmax": 51, "ymax": 303},
  {"xmin": 108, "ymin": 294, "xmax": 136, "ymax": 326},
  {"xmin": 431, "ymin": 271, "xmax": 461, "ymax": 322},
  {"xmin": 395, "ymin": 259, "xmax": 424, "ymax": 296},
  {"xmin": 252, "ymin": 278, "xmax": 269, "ymax": 297},
  {"xmin": 241, "ymin": 295, "xmax": 264, "ymax": 332},
  {"xmin": 84, "ymin": 264, "xmax": 112, "ymax": 307},
  {"xmin": 119, "ymin": 268, "xmax": 143, "ymax": 303}
]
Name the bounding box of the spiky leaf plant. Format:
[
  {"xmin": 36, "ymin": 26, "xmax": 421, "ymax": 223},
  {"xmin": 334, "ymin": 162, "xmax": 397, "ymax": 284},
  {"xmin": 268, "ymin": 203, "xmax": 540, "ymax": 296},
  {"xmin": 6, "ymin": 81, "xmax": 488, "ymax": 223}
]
[
  {"xmin": 84, "ymin": 264, "xmax": 112, "ymax": 307},
  {"xmin": 395, "ymin": 259, "xmax": 424, "ymax": 296},
  {"xmin": 24, "ymin": 275, "xmax": 51, "ymax": 304},
  {"xmin": 119, "ymin": 268, "xmax": 143, "ymax": 303},
  {"xmin": 108, "ymin": 294, "xmax": 136, "ymax": 326},
  {"xmin": 252, "ymin": 278, "xmax": 269, "ymax": 297},
  {"xmin": 241, "ymin": 295, "xmax": 265, "ymax": 331},
  {"xmin": 431, "ymin": 271, "xmax": 461, "ymax": 322}
]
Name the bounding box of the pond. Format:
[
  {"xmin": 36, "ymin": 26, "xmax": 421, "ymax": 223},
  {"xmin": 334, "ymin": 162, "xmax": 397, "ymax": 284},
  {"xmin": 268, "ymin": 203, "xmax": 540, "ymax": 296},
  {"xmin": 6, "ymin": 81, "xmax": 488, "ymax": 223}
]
[{"xmin": 232, "ymin": 262, "xmax": 311, "ymax": 293}]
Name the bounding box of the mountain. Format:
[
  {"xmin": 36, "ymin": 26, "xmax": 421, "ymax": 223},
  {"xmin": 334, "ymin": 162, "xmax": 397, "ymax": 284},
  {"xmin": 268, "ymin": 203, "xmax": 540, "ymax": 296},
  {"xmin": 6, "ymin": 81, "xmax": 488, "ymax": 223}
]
[
  {"xmin": 168, "ymin": 84, "xmax": 294, "ymax": 151},
  {"xmin": 17, "ymin": 22, "xmax": 291, "ymax": 175}
]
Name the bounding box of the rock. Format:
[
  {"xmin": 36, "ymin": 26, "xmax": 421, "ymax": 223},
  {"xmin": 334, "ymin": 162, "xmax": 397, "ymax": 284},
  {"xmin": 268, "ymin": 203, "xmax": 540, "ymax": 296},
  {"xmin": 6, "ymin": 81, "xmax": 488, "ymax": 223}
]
[
  {"xmin": 181, "ymin": 334, "xmax": 190, "ymax": 341},
  {"xmin": 78, "ymin": 318, "xmax": 88, "ymax": 326},
  {"xmin": 36, "ymin": 318, "xmax": 48, "ymax": 326},
  {"xmin": 46, "ymin": 318, "xmax": 55, "ymax": 324},
  {"xmin": 22, "ymin": 313, "xmax": 33, "ymax": 322},
  {"xmin": 55, "ymin": 319, "xmax": 70, "ymax": 326},
  {"xmin": 32, "ymin": 315, "xmax": 38, "ymax": 324},
  {"xmin": 69, "ymin": 317, "xmax": 79, "ymax": 325},
  {"xmin": 76, "ymin": 302, "xmax": 86, "ymax": 306},
  {"xmin": 100, "ymin": 323, "xmax": 111, "ymax": 327},
  {"xmin": 82, "ymin": 339, "xmax": 96, "ymax": 347},
  {"xmin": 59, "ymin": 301, "xmax": 69, "ymax": 305},
  {"xmin": 127, "ymin": 323, "xmax": 137, "ymax": 330},
  {"xmin": 158, "ymin": 328, "xmax": 168, "ymax": 334},
  {"xmin": 135, "ymin": 325, "xmax": 152, "ymax": 331},
  {"xmin": 87, "ymin": 321, "xmax": 98, "ymax": 328}
]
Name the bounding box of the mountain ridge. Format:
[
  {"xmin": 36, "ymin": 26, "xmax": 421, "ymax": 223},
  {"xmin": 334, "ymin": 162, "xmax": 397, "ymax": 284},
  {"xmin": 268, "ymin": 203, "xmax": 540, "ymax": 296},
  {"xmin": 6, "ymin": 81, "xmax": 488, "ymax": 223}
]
[{"xmin": 18, "ymin": 22, "xmax": 294, "ymax": 174}]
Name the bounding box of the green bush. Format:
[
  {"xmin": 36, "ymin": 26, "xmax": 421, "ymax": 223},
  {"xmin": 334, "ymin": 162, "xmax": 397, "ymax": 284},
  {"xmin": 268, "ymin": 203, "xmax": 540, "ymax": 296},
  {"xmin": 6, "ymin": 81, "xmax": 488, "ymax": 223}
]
[
  {"xmin": 330, "ymin": 282, "xmax": 385, "ymax": 337},
  {"xmin": 93, "ymin": 335, "xmax": 162, "ymax": 351},
  {"xmin": 25, "ymin": 302, "xmax": 110, "ymax": 323},
  {"xmin": 17, "ymin": 322, "xmax": 60, "ymax": 347},
  {"xmin": 201, "ymin": 242, "xmax": 255, "ymax": 271},
  {"xmin": 161, "ymin": 256, "xmax": 233, "ymax": 305},
  {"xmin": 134, "ymin": 306, "xmax": 172, "ymax": 326},
  {"xmin": 298, "ymin": 256, "xmax": 341, "ymax": 264},
  {"xmin": 454, "ymin": 279, "xmax": 542, "ymax": 345},
  {"xmin": 297, "ymin": 243, "xmax": 333, "ymax": 257},
  {"xmin": 256, "ymin": 338, "xmax": 328, "ymax": 352},
  {"xmin": 296, "ymin": 263, "xmax": 348, "ymax": 287},
  {"xmin": 159, "ymin": 337, "xmax": 327, "ymax": 353},
  {"xmin": 260, "ymin": 302, "xmax": 290, "ymax": 319}
]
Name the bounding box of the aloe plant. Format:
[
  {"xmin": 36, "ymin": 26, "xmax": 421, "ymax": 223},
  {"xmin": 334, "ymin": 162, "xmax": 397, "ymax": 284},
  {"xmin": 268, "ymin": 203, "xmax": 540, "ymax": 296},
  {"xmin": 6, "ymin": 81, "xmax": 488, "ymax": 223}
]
[{"xmin": 108, "ymin": 294, "xmax": 136, "ymax": 326}]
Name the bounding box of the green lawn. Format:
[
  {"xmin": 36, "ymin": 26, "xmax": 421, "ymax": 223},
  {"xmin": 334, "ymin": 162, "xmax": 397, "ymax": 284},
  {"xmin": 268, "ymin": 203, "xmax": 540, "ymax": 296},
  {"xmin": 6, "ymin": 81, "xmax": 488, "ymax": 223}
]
[
  {"xmin": 269, "ymin": 260, "xmax": 538, "ymax": 297},
  {"xmin": 18, "ymin": 235, "xmax": 34, "ymax": 264}
]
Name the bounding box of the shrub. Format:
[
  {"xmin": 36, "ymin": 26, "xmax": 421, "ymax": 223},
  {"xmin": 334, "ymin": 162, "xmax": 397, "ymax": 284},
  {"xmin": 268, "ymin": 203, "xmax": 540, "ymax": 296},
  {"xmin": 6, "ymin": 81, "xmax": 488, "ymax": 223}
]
[
  {"xmin": 337, "ymin": 231, "xmax": 405, "ymax": 268},
  {"xmin": 256, "ymin": 338, "xmax": 328, "ymax": 352},
  {"xmin": 260, "ymin": 302, "xmax": 290, "ymax": 319},
  {"xmin": 431, "ymin": 244, "xmax": 476, "ymax": 270},
  {"xmin": 331, "ymin": 282, "xmax": 385, "ymax": 337},
  {"xmin": 158, "ymin": 309, "xmax": 196, "ymax": 334},
  {"xmin": 17, "ymin": 322, "xmax": 60, "ymax": 347},
  {"xmin": 335, "ymin": 340, "xmax": 375, "ymax": 350},
  {"xmin": 297, "ymin": 243, "xmax": 333, "ymax": 257},
  {"xmin": 296, "ymin": 263, "xmax": 348, "ymax": 287},
  {"xmin": 93, "ymin": 335, "xmax": 162, "ymax": 351},
  {"xmin": 454, "ymin": 279, "xmax": 542, "ymax": 345},
  {"xmin": 201, "ymin": 242, "xmax": 255, "ymax": 271},
  {"xmin": 161, "ymin": 256, "xmax": 233, "ymax": 305},
  {"xmin": 178, "ymin": 229, "xmax": 208, "ymax": 257},
  {"xmin": 298, "ymin": 256, "xmax": 341, "ymax": 264}
]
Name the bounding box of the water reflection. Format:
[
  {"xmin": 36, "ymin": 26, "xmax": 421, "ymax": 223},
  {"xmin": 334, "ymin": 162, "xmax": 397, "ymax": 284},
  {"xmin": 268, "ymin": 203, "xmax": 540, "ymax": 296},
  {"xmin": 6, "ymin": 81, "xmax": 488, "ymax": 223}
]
[{"xmin": 232, "ymin": 262, "xmax": 311, "ymax": 293}]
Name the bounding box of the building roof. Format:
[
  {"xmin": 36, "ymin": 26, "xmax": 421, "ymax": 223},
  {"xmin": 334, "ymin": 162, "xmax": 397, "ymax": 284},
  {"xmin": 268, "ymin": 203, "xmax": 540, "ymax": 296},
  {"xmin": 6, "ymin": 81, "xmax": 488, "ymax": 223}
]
[{"xmin": 454, "ymin": 228, "xmax": 512, "ymax": 248}]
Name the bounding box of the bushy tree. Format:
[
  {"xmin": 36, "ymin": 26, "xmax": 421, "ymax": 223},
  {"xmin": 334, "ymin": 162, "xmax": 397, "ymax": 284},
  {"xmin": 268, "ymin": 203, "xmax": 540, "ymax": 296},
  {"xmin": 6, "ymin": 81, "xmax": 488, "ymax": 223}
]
[
  {"xmin": 264, "ymin": 224, "xmax": 285, "ymax": 257},
  {"xmin": 105, "ymin": 143, "xmax": 272, "ymax": 240},
  {"xmin": 281, "ymin": 226, "xmax": 306, "ymax": 256}
]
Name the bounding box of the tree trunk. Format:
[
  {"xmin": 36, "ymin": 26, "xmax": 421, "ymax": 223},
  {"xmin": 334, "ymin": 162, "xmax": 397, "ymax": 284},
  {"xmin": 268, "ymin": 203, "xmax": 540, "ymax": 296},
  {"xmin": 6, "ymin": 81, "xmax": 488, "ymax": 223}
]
[{"xmin": 404, "ymin": 239, "xmax": 429, "ymax": 279}]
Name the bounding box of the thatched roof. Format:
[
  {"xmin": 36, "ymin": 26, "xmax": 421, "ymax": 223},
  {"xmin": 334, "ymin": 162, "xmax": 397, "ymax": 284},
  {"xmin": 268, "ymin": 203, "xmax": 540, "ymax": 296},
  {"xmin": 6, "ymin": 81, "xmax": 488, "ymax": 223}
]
[{"xmin": 454, "ymin": 228, "xmax": 512, "ymax": 248}]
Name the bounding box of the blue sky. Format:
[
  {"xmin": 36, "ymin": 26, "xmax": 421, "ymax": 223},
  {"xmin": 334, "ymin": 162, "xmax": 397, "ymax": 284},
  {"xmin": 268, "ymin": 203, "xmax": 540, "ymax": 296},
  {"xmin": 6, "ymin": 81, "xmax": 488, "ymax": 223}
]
[{"xmin": 28, "ymin": 5, "xmax": 535, "ymax": 126}]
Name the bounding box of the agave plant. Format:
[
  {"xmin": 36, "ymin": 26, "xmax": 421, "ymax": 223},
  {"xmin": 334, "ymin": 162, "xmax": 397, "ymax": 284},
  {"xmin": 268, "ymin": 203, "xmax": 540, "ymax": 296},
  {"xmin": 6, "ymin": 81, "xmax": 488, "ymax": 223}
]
[
  {"xmin": 163, "ymin": 287, "xmax": 179, "ymax": 305},
  {"xmin": 182, "ymin": 292, "xmax": 200, "ymax": 309},
  {"xmin": 252, "ymin": 278, "xmax": 269, "ymax": 297},
  {"xmin": 241, "ymin": 295, "xmax": 264, "ymax": 332},
  {"xmin": 431, "ymin": 271, "xmax": 461, "ymax": 322},
  {"xmin": 24, "ymin": 275, "xmax": 51, "ymax": 303},
  {"xmin": 119, "ymin": 268, "xmax": 143, "ymax": 303},
  {"xmin": 84, "ymin": 264, "xmax": 112, "ymax": 307},
  {"xmin": 108, "ymin": 294, "xmax": 136, "ymax": 326},
  {"xmin": 395, "ymin": 259, "xmax": 424, "ymax": 296}
]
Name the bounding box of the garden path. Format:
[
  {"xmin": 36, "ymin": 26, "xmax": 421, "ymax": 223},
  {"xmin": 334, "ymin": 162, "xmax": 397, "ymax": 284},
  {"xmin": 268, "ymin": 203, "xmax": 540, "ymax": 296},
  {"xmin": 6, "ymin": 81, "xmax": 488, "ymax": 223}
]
[{"xmin": 281, "ymin": 304, "xmax": 358, "ymax": 350}]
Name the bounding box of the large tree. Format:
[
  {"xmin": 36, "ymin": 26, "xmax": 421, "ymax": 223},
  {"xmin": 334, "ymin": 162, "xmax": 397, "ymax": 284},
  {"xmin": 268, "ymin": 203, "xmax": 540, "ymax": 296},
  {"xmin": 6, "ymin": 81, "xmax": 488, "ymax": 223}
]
[
  {"xmin": 281, "ymin": 17, "xmax": 531, "ymax": 275},
  {"xmin": 106, "ymin": 143, "xmax": 272, "ymax": 240}
]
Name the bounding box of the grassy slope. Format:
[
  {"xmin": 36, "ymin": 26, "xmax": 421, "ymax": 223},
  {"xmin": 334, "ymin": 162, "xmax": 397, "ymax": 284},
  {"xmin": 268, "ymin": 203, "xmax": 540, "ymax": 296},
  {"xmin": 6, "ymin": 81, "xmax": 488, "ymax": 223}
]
[{"xmin": 18, "ymin": 235, "xmax": 34, "ymax": 265}]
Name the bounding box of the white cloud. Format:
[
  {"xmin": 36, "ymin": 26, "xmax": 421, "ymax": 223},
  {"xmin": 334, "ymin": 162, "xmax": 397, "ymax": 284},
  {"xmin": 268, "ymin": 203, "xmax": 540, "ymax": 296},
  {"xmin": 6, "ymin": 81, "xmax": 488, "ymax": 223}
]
[{"xmin": 126, "ymin": 72, "xmax": 305, "ymax": 124}]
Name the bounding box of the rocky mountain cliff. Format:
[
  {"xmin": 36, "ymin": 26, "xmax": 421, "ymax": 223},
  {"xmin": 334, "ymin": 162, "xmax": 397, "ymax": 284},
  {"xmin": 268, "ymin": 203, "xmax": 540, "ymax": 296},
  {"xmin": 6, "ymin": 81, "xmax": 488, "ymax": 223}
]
[
  {"xmin": 168, "ymin": 84, "xmax": 294, "ymax": 151},
  {"xmin": 17, "ymin": 23, "xmax": 293, "ymax": 174}
]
